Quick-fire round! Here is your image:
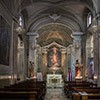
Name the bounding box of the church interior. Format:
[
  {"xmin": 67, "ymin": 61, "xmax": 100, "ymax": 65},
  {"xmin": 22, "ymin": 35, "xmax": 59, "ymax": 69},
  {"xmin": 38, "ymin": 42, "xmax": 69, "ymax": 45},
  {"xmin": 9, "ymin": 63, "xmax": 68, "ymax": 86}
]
[{"xmin": 0, "ymin": 0, "xmax": 100, "ymax": 100}]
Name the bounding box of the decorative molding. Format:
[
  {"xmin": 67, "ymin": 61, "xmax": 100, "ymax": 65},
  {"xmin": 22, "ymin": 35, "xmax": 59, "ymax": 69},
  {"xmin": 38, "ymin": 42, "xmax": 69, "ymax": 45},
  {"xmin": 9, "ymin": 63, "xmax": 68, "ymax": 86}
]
[{"xmin": 49, "ymin": 14, "xmax": 61, "ymax": 21}]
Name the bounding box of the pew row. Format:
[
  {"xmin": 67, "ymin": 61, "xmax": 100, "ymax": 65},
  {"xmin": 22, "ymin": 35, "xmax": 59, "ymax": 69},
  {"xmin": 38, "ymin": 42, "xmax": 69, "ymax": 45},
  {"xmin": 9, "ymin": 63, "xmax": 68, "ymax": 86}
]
[
  {"xmin": 64, "ymin": 81, "xmax": 97, "ymax": 98},
  {"xmin": 0, "ymin": 91, "xmax": 36, "ymax": 100},
  {"xmin": 72, "ymin": 92, "xmax": 100, "ymax": 100},
  {"xmin": 0, "ymin": 79, "xmax": 46, "ymax": 100}
]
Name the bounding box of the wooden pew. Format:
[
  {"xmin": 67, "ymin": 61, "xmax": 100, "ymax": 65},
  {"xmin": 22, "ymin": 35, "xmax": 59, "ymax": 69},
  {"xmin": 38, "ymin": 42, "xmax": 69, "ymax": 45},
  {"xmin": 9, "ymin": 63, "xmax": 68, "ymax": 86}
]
[
  {"xmin": 0, "ymin": 91, "xmax": 36, "ymax": 100},
  {"xmin": 64, "ymin": 81, "xmax": 97, "ymax": 98},
  {"xmin": 72, "ymin": 92, "xmax": 100, "ymax": 100},
  {"xmin": 73, "ymin": 87, "xmax": 100, "ymax": 93},
  {"xmin": 72, "ymin": 87, "xmax": 100, "ymax": 100},
  {"xmin": 0, "ymin": 79, "xmax": 46, "ymax": 100}
]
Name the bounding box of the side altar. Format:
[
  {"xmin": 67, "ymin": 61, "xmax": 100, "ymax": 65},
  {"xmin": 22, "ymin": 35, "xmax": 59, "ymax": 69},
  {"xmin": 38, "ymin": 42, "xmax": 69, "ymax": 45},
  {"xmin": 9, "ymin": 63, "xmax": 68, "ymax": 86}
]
[{"xmin": 47, "ymin": 74, "xmax": 63, "ymax": 87}]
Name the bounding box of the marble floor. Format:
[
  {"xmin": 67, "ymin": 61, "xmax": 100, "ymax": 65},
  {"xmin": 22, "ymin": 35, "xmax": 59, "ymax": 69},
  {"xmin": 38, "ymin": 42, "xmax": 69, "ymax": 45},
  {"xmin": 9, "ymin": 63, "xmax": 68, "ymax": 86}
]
[{"xmin": 44, "ymin": 88, "xmax": 71, "ymax": 100}]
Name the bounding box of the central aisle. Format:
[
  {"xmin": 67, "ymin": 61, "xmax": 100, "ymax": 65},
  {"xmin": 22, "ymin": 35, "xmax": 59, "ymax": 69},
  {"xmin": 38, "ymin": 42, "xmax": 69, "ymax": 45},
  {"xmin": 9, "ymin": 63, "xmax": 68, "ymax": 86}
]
[{"xmin": 44, "ymin": 88, "xmax": 71, "ymax": 100}]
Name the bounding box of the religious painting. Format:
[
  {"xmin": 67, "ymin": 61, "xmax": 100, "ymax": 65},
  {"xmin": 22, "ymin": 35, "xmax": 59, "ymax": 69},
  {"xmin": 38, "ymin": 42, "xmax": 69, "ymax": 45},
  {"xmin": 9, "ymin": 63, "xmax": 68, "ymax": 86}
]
[
  {"xmin": 47, "ymin": 46, "xmax": 61, "ymax": 68},
  {"xmin": 0, "ymin": 16, "xmax": 11, "ymax": 65}
]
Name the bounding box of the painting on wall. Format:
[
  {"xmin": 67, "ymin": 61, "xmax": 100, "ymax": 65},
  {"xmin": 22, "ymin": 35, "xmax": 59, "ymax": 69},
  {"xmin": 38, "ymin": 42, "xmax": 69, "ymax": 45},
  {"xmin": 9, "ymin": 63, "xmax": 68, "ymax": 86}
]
[
  {"xmin": 0, "ymin": 16, "xmax": 11, "ymax": 65},
  {"xmin": 47, "ymin": 46, "xmax": 61, "ymax": 68}
]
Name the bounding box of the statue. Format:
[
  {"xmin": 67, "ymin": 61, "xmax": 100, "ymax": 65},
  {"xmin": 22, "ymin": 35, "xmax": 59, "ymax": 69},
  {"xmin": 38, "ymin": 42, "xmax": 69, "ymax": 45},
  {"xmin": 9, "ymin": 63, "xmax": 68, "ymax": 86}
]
[
  {"xmin": 37, "ymin": 71, "xmax": 43, "ymax": 81},
  {"xmin": 68, "ymin": 68, "xmax": 72, "ymax": 81},
  {"xmin": 29, "ymin": 61, "xmax": 34, "ymax": 77},
  {"xmin": 89, "ymin": 60, "xmax": 94, "ymax": 79},
  {"xmin": 75, "ymin": 60, "xmax": 82, "ymax": 77}
]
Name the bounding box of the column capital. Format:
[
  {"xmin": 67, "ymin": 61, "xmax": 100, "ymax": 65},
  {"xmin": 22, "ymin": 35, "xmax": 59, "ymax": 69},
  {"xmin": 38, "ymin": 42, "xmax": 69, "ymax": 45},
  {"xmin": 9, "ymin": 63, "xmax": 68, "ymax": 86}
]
[
  {"xmin": 26, "ymin": 31, "xmax": 37, "ymax": 36},
  {"xmin": 72, "ymin": 31, "xmax": 84, "ymax": 36}
]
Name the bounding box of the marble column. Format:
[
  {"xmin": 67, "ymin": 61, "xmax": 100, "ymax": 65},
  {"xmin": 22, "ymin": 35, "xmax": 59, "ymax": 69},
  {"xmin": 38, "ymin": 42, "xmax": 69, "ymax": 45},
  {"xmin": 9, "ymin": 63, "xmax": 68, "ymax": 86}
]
[
  {"xmin": 61, "ymin": 48, "xmax": 67, "ymax": 80},
  {"xmin": 73, "ymin": 32, "xmax": 82, "ymax": 62},
  {"xmin": 10, "ymin": 21, "xmax": 14, "ymax": 84},
  {"xmin": 94, "ymin": 30, "xmax": 100, "ymax": 86},
  {"xmin": 27, "ymin": 32, "xmax": 38, "ymax": 77},
  {"xmin": 81, "ymin": 35, "xmax": 86, "ymax": 80},
  {"xmin": 42, "ymin": 48, "xmax": 47, "ymax": 80},
  {"xmin": 17, "ymin": 47, "xmax": 25, "ymax": 81},
  {"xmin": 10, "ymin": 21, "xmax": 19, "ymax": 84},
  {"xmin": 97, "ymin": 32, "xmax": 100, "ymax": 86},
  {"xmin": 37, "ymin": 46, "xmax": 42, "ymax": 72},
  {"xmin": 73, "ymin": 32, "xmax": 85, "ymax": 79},
  {"xmin": 93, "ymin": 31, "xmax": 99, "ymax": 85},
  {"xmin": 71, "ymin": 46, "xmax": 75, "ymax": 80},
  {"xmin": 22, "ymin": 34, "xmax": 28, "ymax": 79}
]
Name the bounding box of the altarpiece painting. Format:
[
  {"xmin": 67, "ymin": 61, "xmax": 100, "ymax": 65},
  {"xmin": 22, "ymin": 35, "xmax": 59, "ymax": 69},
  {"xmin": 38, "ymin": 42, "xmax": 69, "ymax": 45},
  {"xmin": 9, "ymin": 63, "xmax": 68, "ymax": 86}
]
[{"xmin": 47, "ymin": 46, "xmax": 61, "ymax": 68}]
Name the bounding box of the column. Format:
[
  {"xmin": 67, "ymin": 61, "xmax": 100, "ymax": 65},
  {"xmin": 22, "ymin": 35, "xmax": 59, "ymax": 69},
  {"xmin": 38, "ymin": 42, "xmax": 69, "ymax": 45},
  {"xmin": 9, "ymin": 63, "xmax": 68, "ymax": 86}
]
[
  {"xmin": 93, "ymin": 31, "xmax": 99, "ymax": 85},
  {"xmin": 81, "ymin": 35, "xmax": 86, "ymax": 80},
  {"xmin": 10, "ymin": 20, "xmax": 14, "ymax": 84},
  {"xmin": 10, "ymin": 20, "xmax": 18, "ymax": 84},
  {"xmin": 61, "ymin": 48, "xmax": 67, "ymax": 79},
  {"xmin": 73, "ymin": 32, "xmax": 82, "ymax": 62},
  {"xmin": 73, "ymin": 32, "xmax": 84, "ymax": 79},
  {"xmin": 37, "ymin": 45, "xmax": 42, "ymax": 72},
  {"xmin": 97, "ymin": 32, "xmax": 100, "ymax": 86},
  {"xmin": 28, "ymin": 32, "xmax": 38, "ymax": 77},
  {"xmin": 23, "ymin": 34, "xmax": 28, "ymax": 78},
  {"xmin": 94, "ymin": 30, "xmax": 100, "ymax": 87},
  {"xmin": 42, "ymin": 47, "xmax": 47, "ymax": 80}
]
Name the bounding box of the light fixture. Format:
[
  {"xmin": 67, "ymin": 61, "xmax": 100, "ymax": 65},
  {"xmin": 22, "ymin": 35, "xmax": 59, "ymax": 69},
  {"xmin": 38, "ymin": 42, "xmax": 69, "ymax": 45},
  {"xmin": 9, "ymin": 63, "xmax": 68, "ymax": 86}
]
[
  {"xmin": 15, "ymin": 0, "xmax": 25, "ymax": 34},
  {"xmin": 16, "ymin": 24, "xmax": 25, "ymax": 35}
]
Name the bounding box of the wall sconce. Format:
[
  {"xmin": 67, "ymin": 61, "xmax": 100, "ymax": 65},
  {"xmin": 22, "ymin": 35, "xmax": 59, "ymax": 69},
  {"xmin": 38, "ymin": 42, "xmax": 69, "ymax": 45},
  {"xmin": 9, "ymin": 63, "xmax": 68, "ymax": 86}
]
[
  {"xmin": 16, "ymin": 26, "xmax": 25, "ymax": 35},
  {"xmin": 15, "ymin": 0, "xmax": 25, "ymax": 35}
]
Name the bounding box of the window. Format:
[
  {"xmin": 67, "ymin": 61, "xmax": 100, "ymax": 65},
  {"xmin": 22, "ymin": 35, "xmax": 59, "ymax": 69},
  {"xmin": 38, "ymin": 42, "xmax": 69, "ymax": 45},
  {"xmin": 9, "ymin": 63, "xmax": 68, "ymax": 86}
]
[
  {"xmin": 18, "ymin": 14, "xmax": 24, "ymax": 28},
  {"xmin": 87, "ymin": 12, "xmax": 92, "ymax": 27}
]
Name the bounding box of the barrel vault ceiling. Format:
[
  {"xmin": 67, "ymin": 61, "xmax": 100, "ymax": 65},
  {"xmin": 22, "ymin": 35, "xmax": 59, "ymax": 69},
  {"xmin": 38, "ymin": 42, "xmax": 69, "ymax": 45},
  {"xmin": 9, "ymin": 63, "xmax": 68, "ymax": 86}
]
[{"xmin": 0, "ymin": 0, "xmax": 93, "ymax": 47}]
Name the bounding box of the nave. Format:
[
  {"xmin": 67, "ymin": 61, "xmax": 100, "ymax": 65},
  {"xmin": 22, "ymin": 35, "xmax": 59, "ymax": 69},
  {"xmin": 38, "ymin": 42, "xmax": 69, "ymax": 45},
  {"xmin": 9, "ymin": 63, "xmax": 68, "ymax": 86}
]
[{"xmin": 1, "ymin": 0, "xmax": 100, "ymax": 100}]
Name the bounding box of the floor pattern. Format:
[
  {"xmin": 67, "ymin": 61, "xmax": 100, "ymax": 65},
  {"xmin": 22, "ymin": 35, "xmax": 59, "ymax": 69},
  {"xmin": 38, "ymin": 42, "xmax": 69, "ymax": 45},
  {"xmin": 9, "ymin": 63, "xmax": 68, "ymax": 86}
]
[{"xmin": 44, "ymin": 88, "xmax": 71, "ymax": 100}]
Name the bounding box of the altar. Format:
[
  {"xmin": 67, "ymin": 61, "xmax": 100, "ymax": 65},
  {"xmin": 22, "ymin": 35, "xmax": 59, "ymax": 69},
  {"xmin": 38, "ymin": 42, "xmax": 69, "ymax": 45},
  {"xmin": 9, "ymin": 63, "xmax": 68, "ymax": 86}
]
[{"xmin": 47, "ymin": 74, "xmax": 63, "ymax": 87}]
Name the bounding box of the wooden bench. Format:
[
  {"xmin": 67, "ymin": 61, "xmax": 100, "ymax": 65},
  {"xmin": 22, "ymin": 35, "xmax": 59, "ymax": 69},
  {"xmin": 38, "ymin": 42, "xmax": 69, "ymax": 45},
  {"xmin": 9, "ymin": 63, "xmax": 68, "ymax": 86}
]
[
  {"xmin": 73, "ymin": 87, "xmax": 100, "ymax": 93},
  {"xmin": 64, "ymin": 81, "xmax": 97, "ymax": 98},
  {"xmin": 0, "ymin": 79, "xmax": 46, "ymax": 100},
  {"xmin": 0, "ymin": 91, "xmax": 36, "ymax": 100},
  {"xmin": 72, "ymin": 92, "xmax": 100, "ymax": 100}
]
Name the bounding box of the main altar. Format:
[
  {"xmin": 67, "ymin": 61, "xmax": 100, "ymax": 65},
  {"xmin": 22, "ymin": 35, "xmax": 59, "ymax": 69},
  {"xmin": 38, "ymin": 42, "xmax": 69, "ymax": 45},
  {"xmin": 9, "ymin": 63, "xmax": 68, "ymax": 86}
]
[{"xmin": 47, "ymin": 74, "xmax": 63, "ymax": 87}]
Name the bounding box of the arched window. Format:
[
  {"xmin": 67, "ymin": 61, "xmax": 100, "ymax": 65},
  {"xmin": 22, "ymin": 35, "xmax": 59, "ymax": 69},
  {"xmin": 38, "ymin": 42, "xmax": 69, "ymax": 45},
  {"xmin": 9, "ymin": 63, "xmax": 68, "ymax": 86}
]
[
  {"xmin": 87, "ymin": 12, "xmax": 92, "ymax": 27},
  {"xmin": 18, "ymin": 14, "xmax": 24, "ymax": 28}
]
